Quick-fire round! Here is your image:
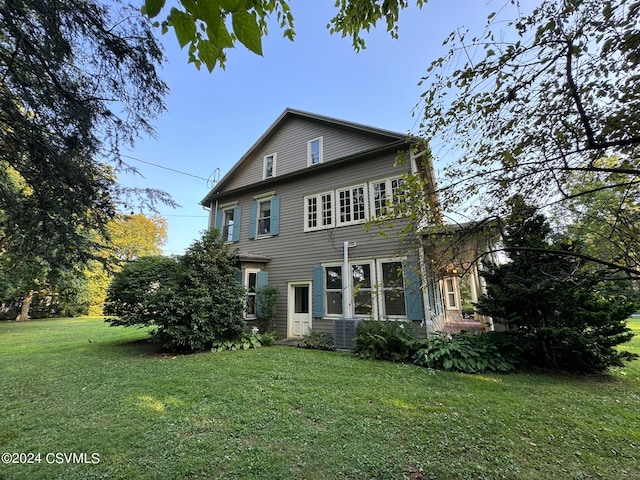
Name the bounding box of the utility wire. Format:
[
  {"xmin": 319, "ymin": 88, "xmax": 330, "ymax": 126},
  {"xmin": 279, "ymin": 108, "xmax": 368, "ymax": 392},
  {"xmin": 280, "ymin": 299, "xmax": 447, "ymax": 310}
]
[{"xmin": 120, "ymin": 154, "xmax": 211, "ymax": 182}]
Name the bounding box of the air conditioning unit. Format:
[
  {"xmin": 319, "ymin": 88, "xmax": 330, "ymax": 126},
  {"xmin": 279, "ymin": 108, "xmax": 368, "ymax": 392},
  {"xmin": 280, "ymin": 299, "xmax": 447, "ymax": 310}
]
[{"xmin": 333, "ymin": 318, "xmax": 360, "ymax": 351}]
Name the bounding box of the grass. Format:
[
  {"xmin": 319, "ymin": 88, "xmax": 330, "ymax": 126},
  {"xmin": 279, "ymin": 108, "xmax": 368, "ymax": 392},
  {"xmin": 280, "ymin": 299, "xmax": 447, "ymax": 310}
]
[{"xmin": 0, "ymin": 318, "xmax": 639, "ymax": 480}]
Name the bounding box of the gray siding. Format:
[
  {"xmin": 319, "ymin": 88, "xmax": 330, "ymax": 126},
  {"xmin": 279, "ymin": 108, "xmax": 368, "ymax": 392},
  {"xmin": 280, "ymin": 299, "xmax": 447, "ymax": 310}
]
[
  {"xmin": 216, "ymin": 152, "xmax": 415, "ymax": 337},
  {"xmin": 224, "ymin": 118, "xmax": 394, "ymax": 191}
]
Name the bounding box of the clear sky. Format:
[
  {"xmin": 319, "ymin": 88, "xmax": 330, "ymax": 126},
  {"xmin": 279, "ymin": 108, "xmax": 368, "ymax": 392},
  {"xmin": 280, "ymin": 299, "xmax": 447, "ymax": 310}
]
[{"xmin": 119, "ymin": 0, "xmax": 503, "ymax": 255}]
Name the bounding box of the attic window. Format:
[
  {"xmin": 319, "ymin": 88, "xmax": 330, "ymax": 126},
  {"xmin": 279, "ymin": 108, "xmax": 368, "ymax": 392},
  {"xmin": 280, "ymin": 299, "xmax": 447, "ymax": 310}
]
[
  {"xmin": 307, "ymin": 137, "xmax": 323, "ymax": 166},
  {"xmin": 263, "ymin": 153, "xmax": 276, "ymax": 179}
]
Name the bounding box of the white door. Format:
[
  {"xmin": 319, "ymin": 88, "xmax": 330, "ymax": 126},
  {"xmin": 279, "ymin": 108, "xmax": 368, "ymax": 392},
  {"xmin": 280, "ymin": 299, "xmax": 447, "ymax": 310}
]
[{"xmin": 289, "ymin": 282, "xmax": 312, "ymax": 337}]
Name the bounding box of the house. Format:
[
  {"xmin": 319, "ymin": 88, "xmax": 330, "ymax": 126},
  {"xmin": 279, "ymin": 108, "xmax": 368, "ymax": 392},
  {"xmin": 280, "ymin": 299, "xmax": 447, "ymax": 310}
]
[{"xmin": 200, "ymin": 109, "xmax": 493, "ymax": 340}]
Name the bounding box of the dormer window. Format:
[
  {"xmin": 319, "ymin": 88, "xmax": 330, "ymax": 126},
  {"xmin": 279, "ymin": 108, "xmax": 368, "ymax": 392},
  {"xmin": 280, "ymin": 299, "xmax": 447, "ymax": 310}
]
[
  {"xmin": 307, "ymin": 137, "xmax": 323, "ymax": 166},
  {"xmin": 263, "ymin": 153, "xmax": 276, "ymax": 179}
]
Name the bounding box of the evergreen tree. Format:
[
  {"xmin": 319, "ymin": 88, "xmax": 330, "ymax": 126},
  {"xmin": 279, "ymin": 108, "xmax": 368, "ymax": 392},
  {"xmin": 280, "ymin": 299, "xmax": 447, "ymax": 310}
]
[{"xmin": 476, "ymin": 198, "xmax": 638, "ymax": 372}]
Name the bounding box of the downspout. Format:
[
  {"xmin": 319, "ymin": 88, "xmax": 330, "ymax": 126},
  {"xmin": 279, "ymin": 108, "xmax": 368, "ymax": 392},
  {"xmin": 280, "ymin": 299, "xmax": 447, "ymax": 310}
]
[{"xmin": 342, "ymin": 241, "xmax": 356, "ymax": 318}]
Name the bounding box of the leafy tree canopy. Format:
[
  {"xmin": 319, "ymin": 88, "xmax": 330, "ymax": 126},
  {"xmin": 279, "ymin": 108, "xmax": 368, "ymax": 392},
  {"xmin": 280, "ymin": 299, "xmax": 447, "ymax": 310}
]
[
  {"xmin": 142, "ymin": 0, "xmax": 426, "ymax": 71},
  {"xmin": 417, "ymin": 0, "xmax": 640, "ymax": 277},
  {"xmin": 0, "ymin": 0, "xmax": 172, "ymax": 275}
]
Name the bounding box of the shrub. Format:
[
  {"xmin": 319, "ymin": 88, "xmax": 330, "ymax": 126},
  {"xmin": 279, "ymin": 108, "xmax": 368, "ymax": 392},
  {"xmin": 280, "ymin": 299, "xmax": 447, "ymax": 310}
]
[
  {"xmin": 300, "ymin": 329, "xmax": 335, "ymax": 351},
  {"xmin": 104, "ymin": 255, "xmax": 177, "ymax": 328},
  {"xmin": 105, "ymin": 230, "xmax": 247, "ymax": 351},
  {"xmin": 412, "ymin": 332, "xmax": 517, "ymax": 373},
  {"xmin": 211, "ymin": 332, "xmax": 275, "ymax": 352},
  {"xmin": 256, "ymin": 284, "xmax": 279, "ymax": 332},
  {"xmin": 353, "ymin": 320, "xmax": 419, "ymax": 362}
]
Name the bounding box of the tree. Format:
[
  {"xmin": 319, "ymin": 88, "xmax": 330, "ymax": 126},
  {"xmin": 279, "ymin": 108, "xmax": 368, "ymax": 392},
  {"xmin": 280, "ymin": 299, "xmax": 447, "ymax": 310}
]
[
  {"xmin": 0, "ymin": 0, "xmax": 172, "ymax": 280},
  {"xmin": 105, "ymin": 214, "xmax": 168, "ymax": 263},
  {"xmin": 86, "ymin": 213, "xmax": 168, "ymax": 315},
  {"xmin": 416, "ymin": 0, "xmax": 640, "ymax": 278},
  {"xmin": 476, "ymin": 198, "xmax": 639, "ymax": 372},
  {"xmin": 552, "ymin": 157, "xmax": 640, "ymax": 272},
  {"xmin": 105, "ymin": 229, "xmax": 246, "ymax": 351}
]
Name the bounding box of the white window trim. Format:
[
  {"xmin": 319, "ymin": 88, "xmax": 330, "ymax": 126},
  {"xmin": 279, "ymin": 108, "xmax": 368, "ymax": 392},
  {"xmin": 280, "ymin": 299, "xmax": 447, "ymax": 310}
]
[
  {"xmin": 336, "ymin": 184, "xmax": 369, "ymax": 227},
  {"xmin": 443, "ymin": 276, "xmax": 460, "ymax": 310},
  {"xmin": 376, "ymin": 258, "xmax": 408, "ymax": 320},
  {"xmin": 369, "ymin": 176, "xmax": 405, "ymax": 218},
  {"xmin": 263, "ymin": 153, "xmax": 276, "ymax": 180},
  {"xmin": 307, "ymin": 136, "xmax": 323, "ymax": 166},
  {"xmin": 244, "ymin": 268, "xmax": 261, "ymax": 319},
  {"xmin": 221, "ymin": 207, "xmax": 235, "ymax": 243},
  {"xmin": 256, "ymin": 198, "xmax": 273, "ymax": 238},
  {"xmin": 304, "ymin": 191, "xmax": 335, "ymax": 232},
  {"xmin": 253, "ymin": 191, "xmax": 276, "ymax": 201},
  {"xmin": 321, "ymin": 259, "xmax": 380, "ymax": 319}
]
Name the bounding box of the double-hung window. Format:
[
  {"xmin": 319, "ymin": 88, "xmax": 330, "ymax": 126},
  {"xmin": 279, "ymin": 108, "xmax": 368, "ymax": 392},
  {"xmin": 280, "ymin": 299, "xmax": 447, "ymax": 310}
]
[
  {"xmin": 257, "ymin": 200, "xmax": 271, "ymax": 236},
  {"xmin": 304, "ymin": 191, "xmax": 334, "ymax": 231},
  {"xmin": 222, "ymin": 207, "xmax": 235, "ymax": 242},
  {"xmin": 444, "ymin": 277, "xmax": 459, "ymax": 309},
  {"xmin": 325, "ymin": 266, "xmax": 343, "ymax": 315},
  {"xmin": 352, "ymin": 263, "xmax": 373, "ymax": 316},
  {"xmin": 249, "ymin": 194, "xmax": 280, "ymax": 239},
  {"xmin": 245, "ymin": 270, "xmax": 259, "ymax": 318},
  {"xmin": 215, "ymin": 204, "xmax": 241, "ymax": 243},
  {"xmin": 307, "ymin": 137, "xmax": 323, "ymax": 165},
  {"xmin": 380, "ymin": 261, "xmax": 406, "ymax": 317},
  {"xmin": 337, "ymin": 185, "xmax": 367, "ymax": 226}
]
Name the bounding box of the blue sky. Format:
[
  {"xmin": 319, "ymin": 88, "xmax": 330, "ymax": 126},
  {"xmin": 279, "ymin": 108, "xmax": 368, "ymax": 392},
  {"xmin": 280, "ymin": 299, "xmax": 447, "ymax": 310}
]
[{"xmin": 120, "ymin": 0, "xmax": 501, "ymax": 255}]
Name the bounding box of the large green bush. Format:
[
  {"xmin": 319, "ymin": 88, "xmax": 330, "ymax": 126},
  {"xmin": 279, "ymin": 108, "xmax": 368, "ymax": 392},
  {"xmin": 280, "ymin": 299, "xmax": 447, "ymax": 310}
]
[
  {"xmin": 105, "ymin": 230, "xmax": 246, "ymax": 351},
  {"xmin": 354, "ymin": 320, "xmax": 419, "ymax": 362},
  {"xmin": 476, "ymin": 200, "xmax": 639, "ymax": 372},
  {"xmin": 412, "ymin": 332, "xmax": 517, "ymax": 373}
]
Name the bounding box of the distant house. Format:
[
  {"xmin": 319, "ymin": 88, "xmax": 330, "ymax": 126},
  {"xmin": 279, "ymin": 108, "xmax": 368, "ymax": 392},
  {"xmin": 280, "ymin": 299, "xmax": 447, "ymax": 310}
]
[{"xmin": 200, "ymin": 109, "xmax": 493, "ymax": 341}]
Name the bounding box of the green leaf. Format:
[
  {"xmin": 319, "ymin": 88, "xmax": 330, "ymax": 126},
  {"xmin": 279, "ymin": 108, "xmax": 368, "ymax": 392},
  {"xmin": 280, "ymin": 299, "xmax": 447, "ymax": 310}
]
[
  {"xmin": 220, "ymin": 0, "xmax": 244, "ymax": 11},
  {"xmin": 232, "ymin": 10, "xmax": 263, "ymax": 56},
  {"xmin": 198, "ymin": 39, "xmax": 220, "ymax": 72},
  {"xmin": 142, "ymin": 0, "xmax": 165, "ymax": 18},
  {"xmin": 169, "ymin": 8, "xmax": 197, "ymax": 49}
]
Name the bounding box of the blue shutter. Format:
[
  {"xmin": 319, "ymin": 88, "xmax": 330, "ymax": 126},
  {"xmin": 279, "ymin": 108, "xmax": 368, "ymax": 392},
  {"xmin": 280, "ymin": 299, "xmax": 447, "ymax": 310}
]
[
  {"xmin": 214, "ymin": 209, "xmax": 223, "ymax": 235},
  {"xmin": 234, "ymin": 269, "xmax": 243, "ymax": 284},
  {"xmin": 312, "ymin": 265, "xmax": 325, "ymax": 318},
  {"xmin": 270, "ymin": 196, "xmax": 280, "ymax": 236},
  {"xmin": 256, "ymin": 271, "xmax": 269, "ymax": 288},
  {"xmin": 249, "ymin": 201, "xmax": 257, "ymax": 239},
  {"xmin": 255, "ymin": 272, "xmax": 269, "ymax": 318},
  {"xmin": 403, "ymin": 260, "xmax": 424, "ymax": 321},
  {"xmin": 232, "ymin": 205, "xmax": 242, "ymax": 242}
]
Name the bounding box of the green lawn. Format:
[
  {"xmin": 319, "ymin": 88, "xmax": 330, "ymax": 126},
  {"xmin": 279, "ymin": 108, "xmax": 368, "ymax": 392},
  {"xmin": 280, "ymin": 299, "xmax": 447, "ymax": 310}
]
[{"xmin": 0, "ymin": 318, "xmax": 639, "ymax": 479}]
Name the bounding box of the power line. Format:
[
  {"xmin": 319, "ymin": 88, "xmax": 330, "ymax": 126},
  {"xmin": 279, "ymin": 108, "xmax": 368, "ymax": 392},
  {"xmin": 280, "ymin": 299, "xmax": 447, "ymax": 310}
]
[{"xmin": 120, "ymin": 154, "xmax": 211, "ymax": 182}]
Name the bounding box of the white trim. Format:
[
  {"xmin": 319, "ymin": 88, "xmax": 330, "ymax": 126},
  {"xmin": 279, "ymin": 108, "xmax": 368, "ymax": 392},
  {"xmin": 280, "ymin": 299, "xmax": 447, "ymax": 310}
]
[
  {"xmin": 376, "ymin": 258, "xmax": 408, "ymax": 320},
  {"xmin": 263, "ymin": 153, "xmax": 276, "ymax": 180},
  {"xmin": 307, "ymin": 136, "xmax": 323, "ymax": 166},
  {"xmin": 253, "ymin": 191, "xmax": 276, "ymax": 200},
  {"xmin": 243, "ymin": 268, "xmax": 261, "ymax": 319},
  {"xmin": 221, "ymin": 206, "xmax": 236, "ymax": 243},
  {"xmin": 303, "ymin": 191, "xmax": 335, "ymax": 232},
  {"xmin": 256, "ymin": 198, "xmax": 273, "ymax": 238},
  {"xmin": 336, "ymin": 184, "xmax": 369, "ymax": 227},
  {"xmin": 219, "ymin": 201, "xmax": 238, "ymax": 209},
  {"xmin": 369, "ymin": 176, "xmax": 405, "ymax": 218},
  {"xmin": 287, "ymin": 281, "xmax": 312, "ymax": 338},
  {"xmin": 442, "ymin": 276, "xmax": 460, "ymax": 310}
]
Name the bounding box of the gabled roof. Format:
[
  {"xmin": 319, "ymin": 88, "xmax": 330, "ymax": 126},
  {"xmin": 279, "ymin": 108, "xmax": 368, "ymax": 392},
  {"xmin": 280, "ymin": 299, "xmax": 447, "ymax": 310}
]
[{"xmin": 200, "ymin": 108, "xmax": 410, "ymax": 205}]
